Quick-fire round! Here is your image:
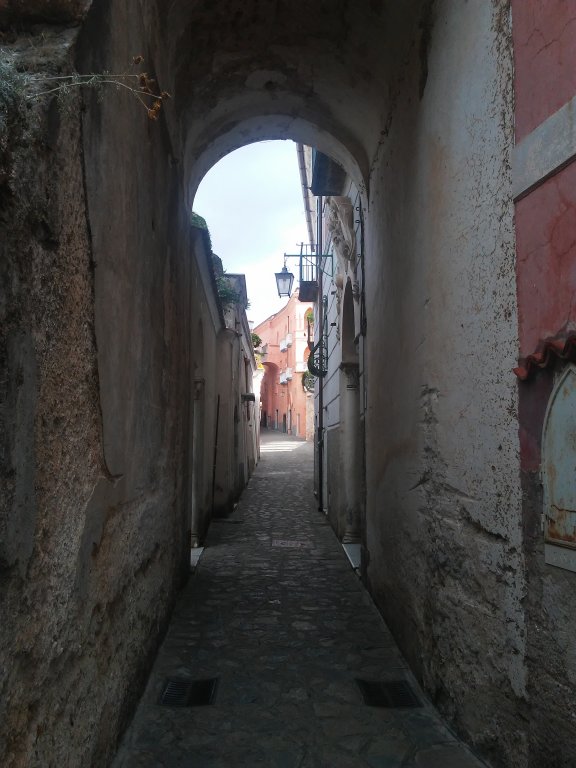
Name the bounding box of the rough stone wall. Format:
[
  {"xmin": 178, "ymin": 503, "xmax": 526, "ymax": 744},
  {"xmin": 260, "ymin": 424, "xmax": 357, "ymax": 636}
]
[
  {"xmin": 0, "ymin": 27, "xmax": 107, "ymax": 767},
  {"xmin": 0, "ymin": 0, "xmax": 90, "ymax": 26},
  {"xmin": 0, "ymin": 3, "xmax": 198, "ymax": 764},
  {"xmin": 363, "ymin": 2, "xmax": 525, "ymax": 766}
]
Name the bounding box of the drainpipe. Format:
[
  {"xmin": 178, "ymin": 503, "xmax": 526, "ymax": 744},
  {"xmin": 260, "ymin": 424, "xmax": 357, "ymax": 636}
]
[
  {"xmin": 297, "ymin": 143, "xmax": 315, "ymax": 250},
  {"xmin": 317, "ymin": 195, "xmax": 325, "ymax": 514},
  {"xmin": 211, "ymin": 394, "xmax": 220, "ymax": 513}
]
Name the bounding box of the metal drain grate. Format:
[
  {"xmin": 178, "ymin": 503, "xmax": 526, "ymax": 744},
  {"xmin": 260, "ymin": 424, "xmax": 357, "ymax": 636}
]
[
  {"xmin": 355, "ymin": 679, "xmax": 422, "ymax": 708},
  {"xmin": 159, "ymin": 677, "xmax": 219, "ymax": 707}
]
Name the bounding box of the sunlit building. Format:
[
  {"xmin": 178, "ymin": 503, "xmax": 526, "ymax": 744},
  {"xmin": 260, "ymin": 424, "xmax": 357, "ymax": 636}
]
[{"xmin": 254, "ymin": 291, "xmax": 314, "ymax": 440}]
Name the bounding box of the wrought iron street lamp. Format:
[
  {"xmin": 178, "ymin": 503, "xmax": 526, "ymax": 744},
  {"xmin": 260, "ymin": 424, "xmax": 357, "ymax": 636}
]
[
  {"xmin": 275, "ymin": 265, "xmax": 294, "ymax": 298},
  {"xmin": 274, "ymin": 245, "xmax": 333, "ymax": 301}
]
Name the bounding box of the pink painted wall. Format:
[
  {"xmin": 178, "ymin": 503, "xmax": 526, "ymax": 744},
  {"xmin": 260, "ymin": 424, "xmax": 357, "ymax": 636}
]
[
  {"xmin": 513, "ymin": 10, "xmax": 576, "ymax": 762},
  {"xmin": 512, "ymin": 0, "xmax": 576, "ymax": 141},
  {"xmin": 515, "ymin": 162, "xmax": 576, "ymax": 359},
  {"xmin": 513, "ymin": 1, "xmax": 576, "ymax": 474},
  {"xmin": 254, "ymin": 291, "xmax": 313, "ymax": 439},
  {"xmin": 513, "ymin": 0, "xmax": 576, "ymax": 361}
]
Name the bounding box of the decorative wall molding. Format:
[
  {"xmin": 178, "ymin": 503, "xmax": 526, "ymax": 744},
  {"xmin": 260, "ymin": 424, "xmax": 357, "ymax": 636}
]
[
  {"xmin": 513, "ymin": 95, "xmax": 576, "ymax": 201},
  {"xmin": 326, "ymin": 196, "xmax": 356, "ymax": 273},
  {"xmin": 327, "ymin": 196, "xmax": 356, "ymax": 343}
]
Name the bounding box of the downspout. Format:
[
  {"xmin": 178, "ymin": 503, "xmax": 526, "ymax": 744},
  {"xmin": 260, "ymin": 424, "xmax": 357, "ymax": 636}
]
[
  {"xmin": 188, "ymin": 239, "xmax": 196, "ymax": 556},
  {"xmin": 317, "ymin": 195, "xmax": 325, "ymax": 514},
  {"xmin": 211, "ymin": 394, "xmax": 220, "ymax": 513}
]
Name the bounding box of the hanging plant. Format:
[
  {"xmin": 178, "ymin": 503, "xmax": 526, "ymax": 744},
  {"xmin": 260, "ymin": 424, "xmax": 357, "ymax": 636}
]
[{"xmin": 302, "ymin": 370, "xmax": 316, "ymax": 392}]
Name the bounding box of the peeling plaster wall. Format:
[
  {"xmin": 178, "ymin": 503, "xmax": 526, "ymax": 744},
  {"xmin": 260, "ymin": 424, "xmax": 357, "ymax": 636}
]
[
  {"xmin": 363, "ymin": 2, "xmax": 525, "ymax": 766},
  {"xmin": 1, "ymin": 2, "xmax": 209, "ymax": 764}
]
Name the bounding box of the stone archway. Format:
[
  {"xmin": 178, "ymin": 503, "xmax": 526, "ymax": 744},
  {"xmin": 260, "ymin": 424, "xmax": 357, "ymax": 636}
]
[
  {"xmin": 77, "ymin": 2, "xmax": 523, "ymax": 759},
  {"xmin": 187, "ymin": 116, "xmax": 368, "ymax": 214},
  {"xmin": 0, "ymin": 2, "xmax": 535, "ymax": 766}
]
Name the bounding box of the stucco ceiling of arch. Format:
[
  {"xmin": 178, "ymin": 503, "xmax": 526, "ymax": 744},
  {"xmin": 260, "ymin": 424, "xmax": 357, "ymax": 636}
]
[
  {"xmin": 2, "ymin": 0, "xmax": 425, "ymax": 204},
  {"xmin": 160, "ymin": 0, "xmax": 424, "ymax": 202}
]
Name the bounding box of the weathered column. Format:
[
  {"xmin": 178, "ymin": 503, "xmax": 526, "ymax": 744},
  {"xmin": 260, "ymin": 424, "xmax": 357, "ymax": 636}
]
[{"xmin": 340, "ymin": 362, "xmax": 361, "ymax": 543}]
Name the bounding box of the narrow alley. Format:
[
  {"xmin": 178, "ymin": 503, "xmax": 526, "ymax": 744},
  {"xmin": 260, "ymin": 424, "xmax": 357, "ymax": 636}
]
[
  {"xmin": 113, "ymin": 430, "xmax": 485, "ymax": 768},
  {"xmin": 4, "ymin": 3, "xmax": 576, "ymax": 765}
]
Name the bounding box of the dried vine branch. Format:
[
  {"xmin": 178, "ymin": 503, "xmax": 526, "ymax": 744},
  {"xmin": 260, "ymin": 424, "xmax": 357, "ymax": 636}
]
[{"xmin": 25, "ymin": 55, "xmax": 171, "ymax": 120}]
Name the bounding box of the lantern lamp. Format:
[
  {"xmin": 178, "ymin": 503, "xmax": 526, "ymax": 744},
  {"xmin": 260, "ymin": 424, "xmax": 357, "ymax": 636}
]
[{"xmin": 275, "ymin": 265, "xmax": 294, "ymax": 298}]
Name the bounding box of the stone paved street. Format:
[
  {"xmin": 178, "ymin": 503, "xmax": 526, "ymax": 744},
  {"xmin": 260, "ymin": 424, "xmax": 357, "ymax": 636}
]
[{"xmin": 112, "ymin": 430, "xmax": 488, "ymax": 768}]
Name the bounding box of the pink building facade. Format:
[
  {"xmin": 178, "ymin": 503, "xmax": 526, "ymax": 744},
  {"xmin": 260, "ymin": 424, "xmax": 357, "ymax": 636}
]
[{"xmin": 254, "ymin": 291, "xmax": 314, "ymax": 440}]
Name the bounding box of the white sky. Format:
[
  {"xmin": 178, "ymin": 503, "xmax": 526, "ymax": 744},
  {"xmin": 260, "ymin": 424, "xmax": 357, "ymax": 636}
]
[{"xmin": 192, "ymin": 140, "xmax": 309, "ymax": 327}]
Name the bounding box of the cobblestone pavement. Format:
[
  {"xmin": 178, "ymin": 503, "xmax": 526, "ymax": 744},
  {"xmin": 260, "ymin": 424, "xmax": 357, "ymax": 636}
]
[{"xmin": 113, "ymin": 430, "xmax": 489, "ymax": 768}]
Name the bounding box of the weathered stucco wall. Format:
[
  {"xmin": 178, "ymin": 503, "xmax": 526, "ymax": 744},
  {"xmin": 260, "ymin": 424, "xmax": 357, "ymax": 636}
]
[
  {"xmin": 0, "ymin": 27, "xmax": 115, "ymax": 767},
  {"xmin": 188, "ymin": 227, "xmax": 221, "ymax": 544},
  {"xmin": 2, "ymin": 3, "xmax": 209, "ymax": 764},
  {"xmin": 363, "ymin": 3, "xmax": 524, "ymax": 766},
  {"xmin": 5, "ymin": 1, "xmax": 575, "ymax": 766}
]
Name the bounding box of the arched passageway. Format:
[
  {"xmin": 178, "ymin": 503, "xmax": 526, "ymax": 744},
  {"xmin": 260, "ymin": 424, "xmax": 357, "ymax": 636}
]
[
  {"xmin": 3, "ymin": 1, "xmax": 575, "ymax": 766},
  {"xmin": 260, "ymin": 362, "xmax": 280, "ymax": 431}
]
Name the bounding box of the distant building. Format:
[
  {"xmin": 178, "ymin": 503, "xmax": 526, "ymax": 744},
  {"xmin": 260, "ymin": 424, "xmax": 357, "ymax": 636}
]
[
  {"xmin": 297, "ymin": 147, "xmax": 365, "ymax": 545},
  {"xmin": 210, "ymin": 262, "xmax": 260, "ymax": 518},
  {"xmin": 254, "ymin": 291, "xmax": 314, "ymax": 440},
  {"xmin": 186, "ymin": 246, "xmax": 260, "ymax": 546}
]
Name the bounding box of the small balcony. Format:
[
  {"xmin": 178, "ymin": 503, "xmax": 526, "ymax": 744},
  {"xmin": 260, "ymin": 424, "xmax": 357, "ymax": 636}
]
[
  {"xmin": 285, "ymin": 333, "xmax": 293, "ymax": 347},
  {"xmin": 285, "ymin": 367, "xmax": 293, "ymax": 381},
  {"xmin": 279, "ymin": 338, "xmax": 287, "ymax": 352},
  {"xmin": 279, "ymin": 371, "xmax": 288, "ymax": 384}
]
